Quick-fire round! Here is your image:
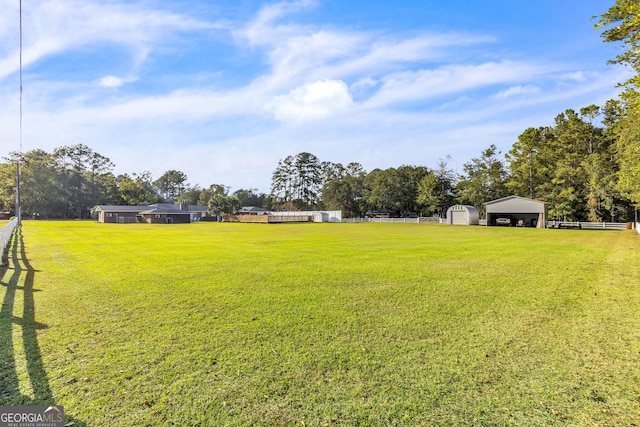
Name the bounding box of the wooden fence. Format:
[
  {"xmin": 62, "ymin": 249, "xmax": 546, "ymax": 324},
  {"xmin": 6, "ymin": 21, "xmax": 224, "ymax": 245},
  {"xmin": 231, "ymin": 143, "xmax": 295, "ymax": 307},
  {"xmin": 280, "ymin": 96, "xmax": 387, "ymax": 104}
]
[
  {"xmin": 1, "ymin": 218, "xmax": 18, "ymax": 266},
  {"xmin": 547, "ymin": 221, "xmax": 632, "ymax": 230},
  {"xmin": 267, "ymin": 215, "xmax": 311, "ymax": 223},
  {"xmin": 342, "ymin": 217, "xmax": 441, "ymax": 224},
  {"xmin": 339, "ymin": 218, "xmax": 636, "ymax": 231},
  {"xmin": 224, "ymin": 214, "xmax": 312, "ymax": 223}
]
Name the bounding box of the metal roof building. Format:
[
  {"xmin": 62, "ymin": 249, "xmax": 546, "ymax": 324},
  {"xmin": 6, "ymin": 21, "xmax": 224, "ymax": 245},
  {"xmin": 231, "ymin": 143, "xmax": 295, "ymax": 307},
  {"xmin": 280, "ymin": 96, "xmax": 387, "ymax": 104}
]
[
  {"xmin": 485, "ymin": 195, "xmax": 547, "ymax": 228},
  {"xmin": 446, "ymin": 205, "xmax": 479, "ymax": 225}
]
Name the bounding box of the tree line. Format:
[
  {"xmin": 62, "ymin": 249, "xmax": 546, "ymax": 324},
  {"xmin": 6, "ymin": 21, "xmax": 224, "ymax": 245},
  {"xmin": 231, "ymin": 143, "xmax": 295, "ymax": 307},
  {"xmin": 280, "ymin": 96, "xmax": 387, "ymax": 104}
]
[
  {"xmin": 267, "ymin": 101, "xmax": 633, "ymax": 222},
  {"xmin": 1, "ymin": 1, "xmax": 639, "ymax": 222},
  {"xmin": 0, "ymin": 144, "xmax": 273, "ymax": 219}
]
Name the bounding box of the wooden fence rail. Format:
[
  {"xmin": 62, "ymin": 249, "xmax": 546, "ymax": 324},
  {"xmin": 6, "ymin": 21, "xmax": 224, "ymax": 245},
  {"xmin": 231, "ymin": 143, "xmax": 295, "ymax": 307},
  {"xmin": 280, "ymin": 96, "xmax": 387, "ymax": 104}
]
[
  {"xmin": 547, "ymin": 221, "xmax": 631, "ymax": 230},
  {"xmin": 339, "ymin": 218, "xmax": 635, "ymax": 231},
  {"xmin": 342, "ymin": 217, "xmax": 441, "ymax": 224},
  {"xmin": 1, "ymin": 218, "xmax": 18, "ymax": 266}
]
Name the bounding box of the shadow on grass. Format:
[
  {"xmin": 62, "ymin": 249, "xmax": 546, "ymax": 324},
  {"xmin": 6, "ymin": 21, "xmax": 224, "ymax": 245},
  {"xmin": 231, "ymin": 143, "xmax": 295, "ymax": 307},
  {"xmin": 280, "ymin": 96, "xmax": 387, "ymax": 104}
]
[{"xmin": 1, "ymin": 227, "xmax": 87, "ymax": 426}]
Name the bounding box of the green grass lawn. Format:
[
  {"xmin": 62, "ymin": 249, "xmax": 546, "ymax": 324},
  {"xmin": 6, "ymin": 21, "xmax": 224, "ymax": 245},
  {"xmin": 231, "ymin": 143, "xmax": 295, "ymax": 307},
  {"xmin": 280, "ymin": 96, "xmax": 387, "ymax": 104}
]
[{"xmin": 1, "ymin": 221, "xmax": 639, "ymax": 426}]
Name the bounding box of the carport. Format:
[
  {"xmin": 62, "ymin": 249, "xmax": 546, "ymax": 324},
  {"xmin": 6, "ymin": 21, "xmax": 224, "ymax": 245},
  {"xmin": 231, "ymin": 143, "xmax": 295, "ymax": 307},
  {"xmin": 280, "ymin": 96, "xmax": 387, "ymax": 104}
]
[{"xmin": 485, "ymin": 196, "xmax": 547, "ymax": 228}]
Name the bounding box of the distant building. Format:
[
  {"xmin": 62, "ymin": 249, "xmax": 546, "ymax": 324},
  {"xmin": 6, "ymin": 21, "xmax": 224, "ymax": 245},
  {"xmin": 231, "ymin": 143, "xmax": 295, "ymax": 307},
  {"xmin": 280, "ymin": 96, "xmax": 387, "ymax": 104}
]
[
  {"xmin": 446, "ymin": 205, "xmax": 479, "ymax": 225},
  {"xmin": 226, "ymin": 207, "xmax": 342, "ymax": 223},
  {"xmin": 93, "ymin": 205, "xmax": 146, "ymax": 224},
  {"xmin": 485, "ymin": 196, "xmax": 547, "ymax": 228},
  {"xmin": 94, "ymin": 202, "xmax": 209, "ymax": 224}
]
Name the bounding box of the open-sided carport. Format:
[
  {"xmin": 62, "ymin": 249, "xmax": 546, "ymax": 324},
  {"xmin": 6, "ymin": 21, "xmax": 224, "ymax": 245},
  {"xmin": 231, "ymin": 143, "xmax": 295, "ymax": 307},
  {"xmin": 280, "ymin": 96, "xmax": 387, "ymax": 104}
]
[{"xmin": 485, "ymin": 195, "xmax": 547, "ymax": 228}]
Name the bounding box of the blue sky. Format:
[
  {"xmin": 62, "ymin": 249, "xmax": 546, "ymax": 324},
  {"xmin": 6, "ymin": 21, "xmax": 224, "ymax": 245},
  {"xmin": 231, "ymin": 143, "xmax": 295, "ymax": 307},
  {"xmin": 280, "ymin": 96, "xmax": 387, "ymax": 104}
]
[{"xmin": 0, "ymin": 0, "xmax": 629, "ymax": 192}]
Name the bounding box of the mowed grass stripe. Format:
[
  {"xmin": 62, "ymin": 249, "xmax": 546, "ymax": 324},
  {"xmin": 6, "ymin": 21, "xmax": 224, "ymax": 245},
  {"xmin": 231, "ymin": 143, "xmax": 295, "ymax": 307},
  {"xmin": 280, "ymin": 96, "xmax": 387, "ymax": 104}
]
[{"xmin": 1, "ymin": 221, "xmax": 638, "ymax": 426}]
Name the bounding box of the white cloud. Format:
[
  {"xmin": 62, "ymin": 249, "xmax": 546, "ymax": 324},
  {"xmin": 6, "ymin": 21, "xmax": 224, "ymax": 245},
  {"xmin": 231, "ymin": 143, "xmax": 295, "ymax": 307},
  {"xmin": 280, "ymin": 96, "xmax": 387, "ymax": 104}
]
[
  {"xmin": 494, "ymin": 85, "xmax": 540, "ymax": 99},
  {"xmin": 237, "ymin": 2, "xmax": 495, "ymax": 93},
  {"xmin": 240, "ymin": 0, "xmax": 318, "ymax": 46},
  {"xmin": 270, "ymin": 79, "xmax": 353, "ymax": 123},
  {"xmin": 351, "ymin": 77, "xmax": 379, "ymax": 90},
  {"xmin": 311, "ymin": 32, "xmax": 495, "ymax": 81},
  {"xmin": 97, "ymin": 75, "xmax": 138, "ymax": 88},
  {"xmin": 561, "ymin": 71, "xmax": 586, "ymax": 81},
  {"xmin": 246, "ymin": 29, "xmax": 368, "ymax": 93},
  {"xmin": 364, "ymin": 61, "xmax": 552, "ymax": 108},
  {"xmin": 0, "ymin": 0, "xmax": 217, "ymax": 81}
]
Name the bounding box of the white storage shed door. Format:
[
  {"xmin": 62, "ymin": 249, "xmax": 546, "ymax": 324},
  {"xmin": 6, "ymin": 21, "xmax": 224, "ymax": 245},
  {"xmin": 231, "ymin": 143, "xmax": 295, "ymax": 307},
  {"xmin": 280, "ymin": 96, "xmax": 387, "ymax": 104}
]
[{"xmin": 451, "ymin": 211, "xmax": 467, "ymax": 225}]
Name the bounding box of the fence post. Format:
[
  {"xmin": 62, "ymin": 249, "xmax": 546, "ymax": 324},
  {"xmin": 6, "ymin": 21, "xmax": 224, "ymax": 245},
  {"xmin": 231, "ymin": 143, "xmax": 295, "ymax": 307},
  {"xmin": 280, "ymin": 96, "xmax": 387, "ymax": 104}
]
[{"xmin": 1, "ymin": 244, "xmax": 7, "ymax": 267}]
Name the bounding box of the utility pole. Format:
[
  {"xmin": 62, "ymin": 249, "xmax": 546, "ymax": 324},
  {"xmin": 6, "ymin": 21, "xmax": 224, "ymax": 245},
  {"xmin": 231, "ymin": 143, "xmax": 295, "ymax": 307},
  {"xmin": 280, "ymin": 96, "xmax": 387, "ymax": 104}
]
[{"xmin": 16, "ymin": 0, "xmax": 23, "ymax": 226}]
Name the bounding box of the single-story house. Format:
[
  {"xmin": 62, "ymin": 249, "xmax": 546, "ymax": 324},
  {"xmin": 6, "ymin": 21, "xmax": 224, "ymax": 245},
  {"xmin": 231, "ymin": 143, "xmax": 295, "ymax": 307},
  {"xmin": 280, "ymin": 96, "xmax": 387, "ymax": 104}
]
[
  {"xmin": 446, "ymin": 205, "xmax": 479, "ymax": 225},
  {"xmin": 485, "ymin": 195, "xmax": 547, "ymax": 228},
  {"xmin": 0, "ymin": 212, "xmax": 11, "ymax": 220},
  {"xmin": 93, "ymin": 205, "xmax": 147, "ymax": 223},
  {"xmin": 139, "ymin": 204, "xmax": 191, "ymax": 224},
  {"xmin": 94, "ymin": 202, "xmax": 209, "ymax": 224}
]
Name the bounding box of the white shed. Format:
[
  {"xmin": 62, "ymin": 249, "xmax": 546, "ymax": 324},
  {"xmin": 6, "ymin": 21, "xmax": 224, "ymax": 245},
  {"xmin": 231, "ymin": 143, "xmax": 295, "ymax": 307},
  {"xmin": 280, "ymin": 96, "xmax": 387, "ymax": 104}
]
[
  {"xmin": 485, "ymin": 195, "xmax": 547, "ymax": 228},
  {"xmin": 446, "ymin": 205, "xmax": 480, "ymax": 225}
]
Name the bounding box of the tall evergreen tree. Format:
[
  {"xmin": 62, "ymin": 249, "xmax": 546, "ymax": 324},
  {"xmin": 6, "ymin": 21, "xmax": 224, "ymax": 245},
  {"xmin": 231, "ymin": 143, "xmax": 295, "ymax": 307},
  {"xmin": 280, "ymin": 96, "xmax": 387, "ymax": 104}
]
[
  {"xmin": 271, "ymin": 152, "xmax": 324, "ymax": 210},
  {"xmin": 417, "ymin": 158, "xmax": 456, "ymax": 217},
  {"xmin": 270, "ymin": 155, "xmax": 295, "ymax": 209},
  {"xmin": 154, "ymin": 170, "xmax": 189, "ymax": 202},
  {"xmin": 456, "ymin": 145, "xmax": 508, "ymax": 216},
  {"xmin": 598, "ymin": 1, "xmax": 640, "ymax": 209},
  {"xmin": 506, "ymin": 127, "xmax": 551, "ymax": 200},
  {"xmin": 293, "ymin": 152, "xmax": 323, "ymax": 209}
]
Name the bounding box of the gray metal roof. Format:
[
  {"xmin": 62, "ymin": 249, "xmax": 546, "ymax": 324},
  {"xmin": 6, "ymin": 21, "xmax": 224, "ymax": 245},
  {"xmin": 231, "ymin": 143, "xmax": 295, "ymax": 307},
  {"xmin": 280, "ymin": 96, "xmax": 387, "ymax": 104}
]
[
  {"xmin": 447, "ymin": 204, "xmax": 478, "ymax": 213},
  {"xmin": 187, "ymin": 205, "xmax": 209, "ymax": 212},
  {"xmin": 140, "ymin": 205, "xmax": 190, "ymax": 215},
  {"xmin": 95, "ymin": 204, "xmax": 207, "ymax": 214},
  {"xmin": 485, "ymin": 196, "xmax": 546, "ymax": 214},
  {"xmin": 94, "ymin": 205, "xmax": 148, "ymax": 213}
]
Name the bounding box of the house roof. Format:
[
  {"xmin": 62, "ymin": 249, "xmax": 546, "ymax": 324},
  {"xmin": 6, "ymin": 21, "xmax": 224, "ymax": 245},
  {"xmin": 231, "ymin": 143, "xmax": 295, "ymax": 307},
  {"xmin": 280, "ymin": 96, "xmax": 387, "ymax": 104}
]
[
  {"xmin": 94, "ymin": 205, "xmax": 148, "ymax": 213},
  {"xmin": 187, "ymin": 205, "xmax": 208, "ymax": 212},
  {"xmin": 140, "ymin": 208, "xmax": 189, "ymax": 215},
  {"xmin": 485, "ymin": 195, "xmax": 546, "ymax": 206},
  {"xmin": 151, "ymin": 203, "xmax": 208, "ymax": 212},
  {"xmin": 485, "ymin": 195, "xmax": 546, "ymax": 214},
  {"xmin": 140, "ymin": 203, "xmax": 201, "ymax": 215},
  {"xmin": 94, "ymin": 204, "xmax": 208, "ymax": 214},
  {"xmin": 447, "ymin": 204, "xmax": 479, "ymax": 213}
]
